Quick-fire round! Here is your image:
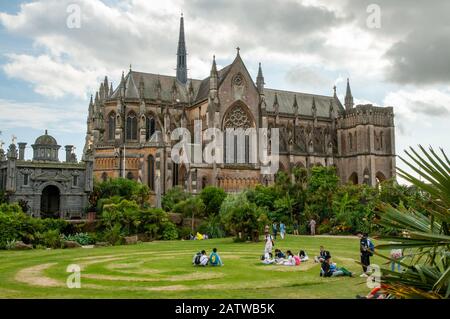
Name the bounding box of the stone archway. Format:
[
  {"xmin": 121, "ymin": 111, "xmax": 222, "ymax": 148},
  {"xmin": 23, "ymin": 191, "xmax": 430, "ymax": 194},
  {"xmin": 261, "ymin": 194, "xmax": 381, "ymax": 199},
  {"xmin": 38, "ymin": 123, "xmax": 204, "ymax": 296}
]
[
  {"xmin": 41, "ymin": 185, "xmax": 60, "ymax": 218},
  {"xmin": 348, "ymin": 172, "xmax": 358, "ymax": 185},
  {"xmin": 376, "ymin": 171, "xmax": 386, "ymax": 184}
]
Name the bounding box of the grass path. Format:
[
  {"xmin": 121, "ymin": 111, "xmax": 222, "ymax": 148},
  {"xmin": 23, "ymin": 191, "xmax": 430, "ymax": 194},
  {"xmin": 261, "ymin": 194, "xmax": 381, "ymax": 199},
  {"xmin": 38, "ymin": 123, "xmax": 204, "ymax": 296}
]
[{"xmin": 0, "ymin": 235, "xmax": 385, "ymax": 299}]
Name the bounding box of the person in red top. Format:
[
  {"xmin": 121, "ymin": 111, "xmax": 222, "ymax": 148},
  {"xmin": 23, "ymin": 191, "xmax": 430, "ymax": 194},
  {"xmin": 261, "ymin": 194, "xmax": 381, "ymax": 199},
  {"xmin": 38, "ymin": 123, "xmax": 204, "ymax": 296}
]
[{"xmin": 356, "ymin": 284, "xmax": 388, "ymax": 299}]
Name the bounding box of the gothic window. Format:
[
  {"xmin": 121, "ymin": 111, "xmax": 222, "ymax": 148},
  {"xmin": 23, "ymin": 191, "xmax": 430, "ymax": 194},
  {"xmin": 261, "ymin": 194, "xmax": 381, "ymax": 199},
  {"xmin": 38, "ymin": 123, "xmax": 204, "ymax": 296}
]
[
  {"xmin": 126, "ymin": 172, "xmax": 134, "ymax": 180},
  {"xmin": 146, "ymin": 116, "xmax": 156, "ymax": 140},
  {"xmin": 73, "ymin": 175, "xmax": 78, "ymax": 187},
  {"xmin": 223, "ymin": 104, "xmax": 253, "ymax": 163},
  {"xmin": 23, "ymin": 174, "xmax": 29, "ymax": 186},
  {"xmin": 108, "ymin": 112, "xmax": 116, "ymax": 141},
  {"xmin": 101, "ymin": 172, "xmax": 108, "ymax": 182},
  {"xmin": 126, "ymin": 112, "xmax": 138, "ymax": 140},
  {"xmin": 349, "ymin": 133, "xmax": 353, "ymax": 151},
  {"xmin": 232, "ymin": 73, "xmax": 244, "ymax": 86},
  {"xmin": 148, "ymin": 155, "xmax": 155, "ymax": 191},
  {"xmin": 223, "ymin": 104, "xmax": 252, "ymax": 130},
  {"xmin": 172, "ymin": 162, "xmax": 179, "ymax": 186},
  {"xmin": 380, "ymin": 132, "xmax": 384, "ymax": 150}
]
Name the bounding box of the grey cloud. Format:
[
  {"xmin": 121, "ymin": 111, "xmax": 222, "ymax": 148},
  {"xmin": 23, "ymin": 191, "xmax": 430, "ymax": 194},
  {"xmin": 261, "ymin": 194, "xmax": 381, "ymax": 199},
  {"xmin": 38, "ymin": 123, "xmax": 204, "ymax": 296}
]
[
  {"xmin": 409, "ymin": 99, "xmax": 449, "ymax": 117},
  {"xmin": 341, "ymin": 0, "xmax": 450, "ymax": 84},
  {"xmin": 285, "ymin": 66, "xmax": 332, "ymax": 89}
]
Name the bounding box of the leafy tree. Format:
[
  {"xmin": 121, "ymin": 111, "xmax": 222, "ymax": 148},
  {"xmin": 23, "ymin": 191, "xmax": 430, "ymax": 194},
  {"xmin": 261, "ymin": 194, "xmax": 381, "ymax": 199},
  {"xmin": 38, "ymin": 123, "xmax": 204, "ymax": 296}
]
[
  {"xmin": 220, "ymin": 192, "xmax": 268, "ymax": 242},
  {"xmin": 173, "ymin": 196, "xmax": 206, "ymax": 233},
  {"xmin": 305, "ymin": 166, "xmax": 339, "ymax": 222},
  {"xmin": 200, "ymin": 186, "xmax": 227, "ymax": 216},
  {"xmin": 162, "ymin": 186, "xmax": 190, "ymax": 211}
]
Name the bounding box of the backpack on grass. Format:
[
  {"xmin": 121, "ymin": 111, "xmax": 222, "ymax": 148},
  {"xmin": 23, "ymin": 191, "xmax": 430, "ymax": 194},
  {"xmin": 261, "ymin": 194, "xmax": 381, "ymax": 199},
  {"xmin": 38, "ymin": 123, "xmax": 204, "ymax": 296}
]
[{"xmin": 194, "ymin": 253, "xmax": 202, "ymax": 265}]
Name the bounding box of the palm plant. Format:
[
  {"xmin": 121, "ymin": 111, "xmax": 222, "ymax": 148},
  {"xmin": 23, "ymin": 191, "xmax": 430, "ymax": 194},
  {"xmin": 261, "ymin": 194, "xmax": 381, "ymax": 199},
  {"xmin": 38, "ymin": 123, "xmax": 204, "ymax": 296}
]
[{"xmin": 376, "ymin": 145, "xmax": 450, "ymax": 298}]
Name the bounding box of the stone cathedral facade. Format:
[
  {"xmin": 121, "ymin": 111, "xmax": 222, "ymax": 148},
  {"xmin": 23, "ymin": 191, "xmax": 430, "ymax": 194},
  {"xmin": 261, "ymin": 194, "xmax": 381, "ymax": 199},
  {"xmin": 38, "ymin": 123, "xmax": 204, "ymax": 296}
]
[{"xmin": 83, "ymin": 16, "xmax": 396, "ymax": 206}]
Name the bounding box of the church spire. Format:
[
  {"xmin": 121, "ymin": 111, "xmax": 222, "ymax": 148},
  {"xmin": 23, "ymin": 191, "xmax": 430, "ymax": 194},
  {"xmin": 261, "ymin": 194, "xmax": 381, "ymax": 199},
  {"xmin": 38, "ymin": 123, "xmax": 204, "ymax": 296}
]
[
  {"xmin": 345, "ymin": 78, "xmax": 354, "ymax": 110},
  {"xmin": 256, "ymin": 62, "xmax": 265, "ymax": 93},
  {"xmin": 210, "ymin": 55, "xmax": 218, "ymax": 89},
  {"xmin": 176, "ymin": 13, "xmax": 187, "ymax": 84}
]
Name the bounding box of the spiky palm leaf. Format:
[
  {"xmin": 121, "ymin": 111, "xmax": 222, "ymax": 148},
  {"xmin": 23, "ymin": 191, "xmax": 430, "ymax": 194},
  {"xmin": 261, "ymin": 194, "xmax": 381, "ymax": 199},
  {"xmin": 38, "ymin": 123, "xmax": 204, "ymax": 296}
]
[{"xmin": 376, "ymin": 146, "xmax": 450, "ymax": 298}]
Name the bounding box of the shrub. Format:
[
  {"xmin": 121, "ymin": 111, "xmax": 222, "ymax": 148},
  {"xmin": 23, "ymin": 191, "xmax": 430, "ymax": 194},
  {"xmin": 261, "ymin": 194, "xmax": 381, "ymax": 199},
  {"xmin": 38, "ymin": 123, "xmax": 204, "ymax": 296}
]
[
  {"xmin": 103, "ymin": 224, "xmax": 123, "ymax": 245},
  {"xmin": 200, "ymin": 186, "xmax": 227, "ymax": 216},
  {"xmin": 317, "ymin": 222, "xmax": 331, "ymax": 235},
  {"xmin": 162, "ymin": 186, "xmax": 190, "ymax": 211},
  {"xmin": 35, "ymin": 229, "xmax": 61, "ymax": 249},
  {"xmin": 161, "ymin": 222, "xmax": 178, "ymax": 240},
  {"xmin": 62, "ymin": 233, "xmax": 95, "ymax": 245}
]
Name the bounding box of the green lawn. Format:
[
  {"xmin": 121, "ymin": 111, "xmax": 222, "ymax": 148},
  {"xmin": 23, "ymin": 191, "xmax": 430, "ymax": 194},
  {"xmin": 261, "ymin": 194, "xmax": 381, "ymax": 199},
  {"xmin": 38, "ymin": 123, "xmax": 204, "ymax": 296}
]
[{"xmin": 0, "ymin": 235, "xmax": 386, "ymax": 299}]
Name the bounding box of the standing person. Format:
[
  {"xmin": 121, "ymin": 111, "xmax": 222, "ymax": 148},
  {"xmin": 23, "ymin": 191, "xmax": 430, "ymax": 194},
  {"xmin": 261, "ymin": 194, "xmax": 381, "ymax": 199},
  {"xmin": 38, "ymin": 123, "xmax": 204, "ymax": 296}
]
[
  {"xmin": 280, "ymin": 222, "xmax": 286, "ymax": 239},
  {"xmin": 293, "ymin": 220, "xmax": 299, "ymax": 235},
  {"xmin": 264, "ymin": 224, "xmax": 270, "ymax": 233},
  {"xmin": 309, "ymin": 218, "xmax": 316, "ymax": 236},
  {"xmin": 264, "ymin": 230, "xmax": 274, "ymax": 256},
  {"xmin": 358, "ymin": 232, "xmax": 373, "ymax": 277},
  {"xmin": 390, "ymin": 245, "xmax": 403, "ymax": 272},
  {"xmin": 272, "ymin": 222, "xmax": 278, "ymax": 240}
]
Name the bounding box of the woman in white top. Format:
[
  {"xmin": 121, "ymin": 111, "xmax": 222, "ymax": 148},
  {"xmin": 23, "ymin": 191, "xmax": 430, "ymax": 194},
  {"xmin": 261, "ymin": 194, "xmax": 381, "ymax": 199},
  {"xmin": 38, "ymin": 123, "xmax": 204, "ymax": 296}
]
[{"xmin": 264, "ymin": 231, "xmax": 274, "ymax": 255}]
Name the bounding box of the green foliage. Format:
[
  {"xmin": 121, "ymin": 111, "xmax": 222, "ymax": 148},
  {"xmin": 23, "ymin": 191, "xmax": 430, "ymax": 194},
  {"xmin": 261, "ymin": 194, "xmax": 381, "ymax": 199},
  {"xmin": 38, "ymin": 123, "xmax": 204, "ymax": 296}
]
[
  {"xmin": 161, "ymin": 222, "xmax": 179, "ymax": 240},
  {"xmin": 200, "ymin": 186, "xmax": 227, "ymax": 216},
  {"xmin": 219, "ymin": 192, "xmax": 268, "ymax": 241},
  {"xmin": 102, "ymin": 223, "xmax": 123, "ymax": 246},
  {"xmin": 62, "ymin": 233, "xmax": 95, "ymax": 245},
  {"xmin": 92, "ymin": 178, "xmax": 150, "ymax": 212},
  {"xmin": 0, "ymin": 191, "xmax": 9, "ymax": 204},
  {"xmin": 305, "ymin": 166, "xmax": 339, "ymax": 222},
  {"xmin": 35, "ymin": 230, "xmax": 61, "ymax": 249},
  {"xmin": 173, "ymin": 196, "xmax": 205, "ymax": 218},
  {"xmin": 331, "ymin": 183, "xmax": 378, "ymax": 234},
  {"xmin": 101, "ymin": 199, "xmax": 140, "ymax": 236},
  {"xmin": 376, "ymin": 146, "xmax": 450, "ymax": 299},
  {"xmin": 162, "ymin": 186, "xmax": 190, "ymax": 211},
  {"xmin": 200, "ymin": 215, "xmax": 226, "ymax": 238}
]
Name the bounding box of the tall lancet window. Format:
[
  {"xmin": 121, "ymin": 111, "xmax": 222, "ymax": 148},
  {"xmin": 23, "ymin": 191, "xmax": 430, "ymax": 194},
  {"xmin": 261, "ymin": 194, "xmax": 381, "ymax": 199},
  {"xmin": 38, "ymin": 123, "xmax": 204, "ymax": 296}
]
[
  {"xmin": 148, "ymin": 155, "xmax": 155, "ymax": 191},
  {"xmin": 146, "ymin": 116, "xmax": 156, "ymax": 140},
  {"xmin": 126, "ymin": 112, "xmax": 137, "ymax": 140},
  {"xmin": 108, "ymin": 112, "xmax": 116, "ymax": 141}
]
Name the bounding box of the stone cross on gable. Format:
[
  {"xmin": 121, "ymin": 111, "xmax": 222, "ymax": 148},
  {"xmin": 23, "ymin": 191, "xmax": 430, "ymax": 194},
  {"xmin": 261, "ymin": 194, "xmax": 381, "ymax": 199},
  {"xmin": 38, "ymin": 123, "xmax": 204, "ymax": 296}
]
[{"xmin": 11, "ymin": 135, "xmax": 17, "ymax": 144}]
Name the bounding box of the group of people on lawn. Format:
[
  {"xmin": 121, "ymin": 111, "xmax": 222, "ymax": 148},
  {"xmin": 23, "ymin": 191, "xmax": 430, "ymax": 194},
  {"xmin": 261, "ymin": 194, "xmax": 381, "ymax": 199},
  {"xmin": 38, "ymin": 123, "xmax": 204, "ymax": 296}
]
[
  {"xmin": 192, "ymin": 229, "xmax": 401, "ymax": 299},
  {"xmin": 269, "ymin": 219, "xmax": 317, "ymax": 238},
  {"xmin": 192, "ymin": 248, "xmax": 223, "ymax": 267}
]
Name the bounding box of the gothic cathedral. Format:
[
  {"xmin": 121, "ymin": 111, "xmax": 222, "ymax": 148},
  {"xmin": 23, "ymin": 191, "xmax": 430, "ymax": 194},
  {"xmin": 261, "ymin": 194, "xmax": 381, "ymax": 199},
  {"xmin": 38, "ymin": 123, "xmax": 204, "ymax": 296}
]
[{"xmin": 83, "ymin": 15, "xmax": 396, "ymax": 206}]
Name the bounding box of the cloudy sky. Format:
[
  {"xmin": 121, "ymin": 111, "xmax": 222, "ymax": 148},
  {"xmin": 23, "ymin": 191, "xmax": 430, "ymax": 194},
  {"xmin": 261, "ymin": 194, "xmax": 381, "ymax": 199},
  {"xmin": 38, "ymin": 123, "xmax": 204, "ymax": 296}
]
[{"xmin": 0, "ymin": 0, "xmax": 448, "ymax": 182}]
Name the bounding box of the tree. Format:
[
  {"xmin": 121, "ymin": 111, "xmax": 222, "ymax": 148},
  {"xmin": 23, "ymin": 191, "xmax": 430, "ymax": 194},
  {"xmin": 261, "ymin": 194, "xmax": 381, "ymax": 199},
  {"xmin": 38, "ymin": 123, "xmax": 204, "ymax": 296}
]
[
  {"xmin": 305, "ymin": 166, "xmax": 339, "ymax": 222},
  {"xmin": 376, "ymin": 146, "xmax": 450, "ymax": 299},
  {"xmin": 200, "ymin": 186, "xmax": 227, "ymax": 216},
  {"xmin": 220, "ymin": 192, "xmax": 268, "ymax": 242},
  {"xmin": 161, "ymin": 186, "xmax": 190, "ymax": 211},
  {"xmin": 173, "ymin": 196, "xmax": 205, "ymax": 233}
]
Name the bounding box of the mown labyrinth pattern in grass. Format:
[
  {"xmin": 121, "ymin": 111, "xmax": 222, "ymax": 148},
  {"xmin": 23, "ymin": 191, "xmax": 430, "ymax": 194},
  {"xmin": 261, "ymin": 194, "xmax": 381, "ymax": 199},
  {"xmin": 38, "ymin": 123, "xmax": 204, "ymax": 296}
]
[{"xmin": 0, "ymin": 236, "xmax": 384, "ymax": 298}]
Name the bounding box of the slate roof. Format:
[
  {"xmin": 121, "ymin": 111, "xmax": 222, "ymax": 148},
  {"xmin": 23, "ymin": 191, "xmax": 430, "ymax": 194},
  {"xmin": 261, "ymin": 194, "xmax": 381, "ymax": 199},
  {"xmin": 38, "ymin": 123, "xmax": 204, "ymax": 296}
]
[{"xmin": 108, "ymin": 65, "xmax": 344, "ymax": 118}]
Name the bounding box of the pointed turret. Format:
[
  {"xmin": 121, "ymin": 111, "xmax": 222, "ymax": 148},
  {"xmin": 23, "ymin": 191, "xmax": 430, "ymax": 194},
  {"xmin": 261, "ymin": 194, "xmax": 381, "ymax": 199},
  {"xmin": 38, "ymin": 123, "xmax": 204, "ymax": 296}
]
[
  {"xmin": 109, "ymin": 83, "xmax": 113, "ymax": 97},
  {"xmin": 99, "ymin": 82, "xmax": 104, "ymax": 100},
  {"xmin": 104, "ymin": 76, "xmax": 109, "ymax": 97},
  {"xmin": 345, "ymin": 78, "xmax": 354, "ymax": 110},
  {"xmin": 256, "ymin": 62, "xmax": 265, "ymax": 93},
  {"xmin": 210, "ymin": 55, "xmax": 218, "ymax": 91},
  {"xmin": 120, "ymin": 71, "xmax": 125, "ymax": 98},
  {"xmin": 176, "ymin": 13, "xmax": 187, "ymax": 84}
]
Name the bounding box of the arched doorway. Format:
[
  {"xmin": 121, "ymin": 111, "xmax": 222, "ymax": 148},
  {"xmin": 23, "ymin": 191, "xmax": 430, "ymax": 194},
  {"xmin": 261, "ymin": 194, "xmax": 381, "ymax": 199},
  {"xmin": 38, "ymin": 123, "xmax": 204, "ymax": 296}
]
[
  {"xmin": 376, "ymin": 171, "xmax": 386, "ymax": 184},
  {"xmin": 41, "ymin": 185, "xmax": 60, "ymax": 218},
  {"xmin": 348, "ymin": 172, "xmax": 358, "ymax": 185}
]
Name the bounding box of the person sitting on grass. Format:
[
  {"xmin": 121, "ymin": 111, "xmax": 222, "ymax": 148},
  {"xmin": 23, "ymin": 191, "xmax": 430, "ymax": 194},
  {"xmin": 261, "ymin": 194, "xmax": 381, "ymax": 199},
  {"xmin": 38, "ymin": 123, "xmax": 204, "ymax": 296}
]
[
  {"xmin": 274, "ymin": 249, "xmax": 286, "ymax": 264},
  {"xmin": 261, "ymin": 252, "xmax": 275, "ymax": 264},
  {"xmin": 283, "ymin": 250, "xmax": 300, "ymax": 266},
  {"xmin": 209, "ymin": 248, "xmax": 224, "ymax": 266},
  {"xmin": 299, "ymin": 250, "xmax": 309, "ymax": 262},
  {"xmin": 314, "ymin": 246, "xmax": 330, "ymax": 263},
  {"xmin": 320, "ymin": 255, "xmax": 353, "ymax": 277},
  {"xmin": 193, "ymin": 250, "xmax": 209, "ymax": 266}
]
